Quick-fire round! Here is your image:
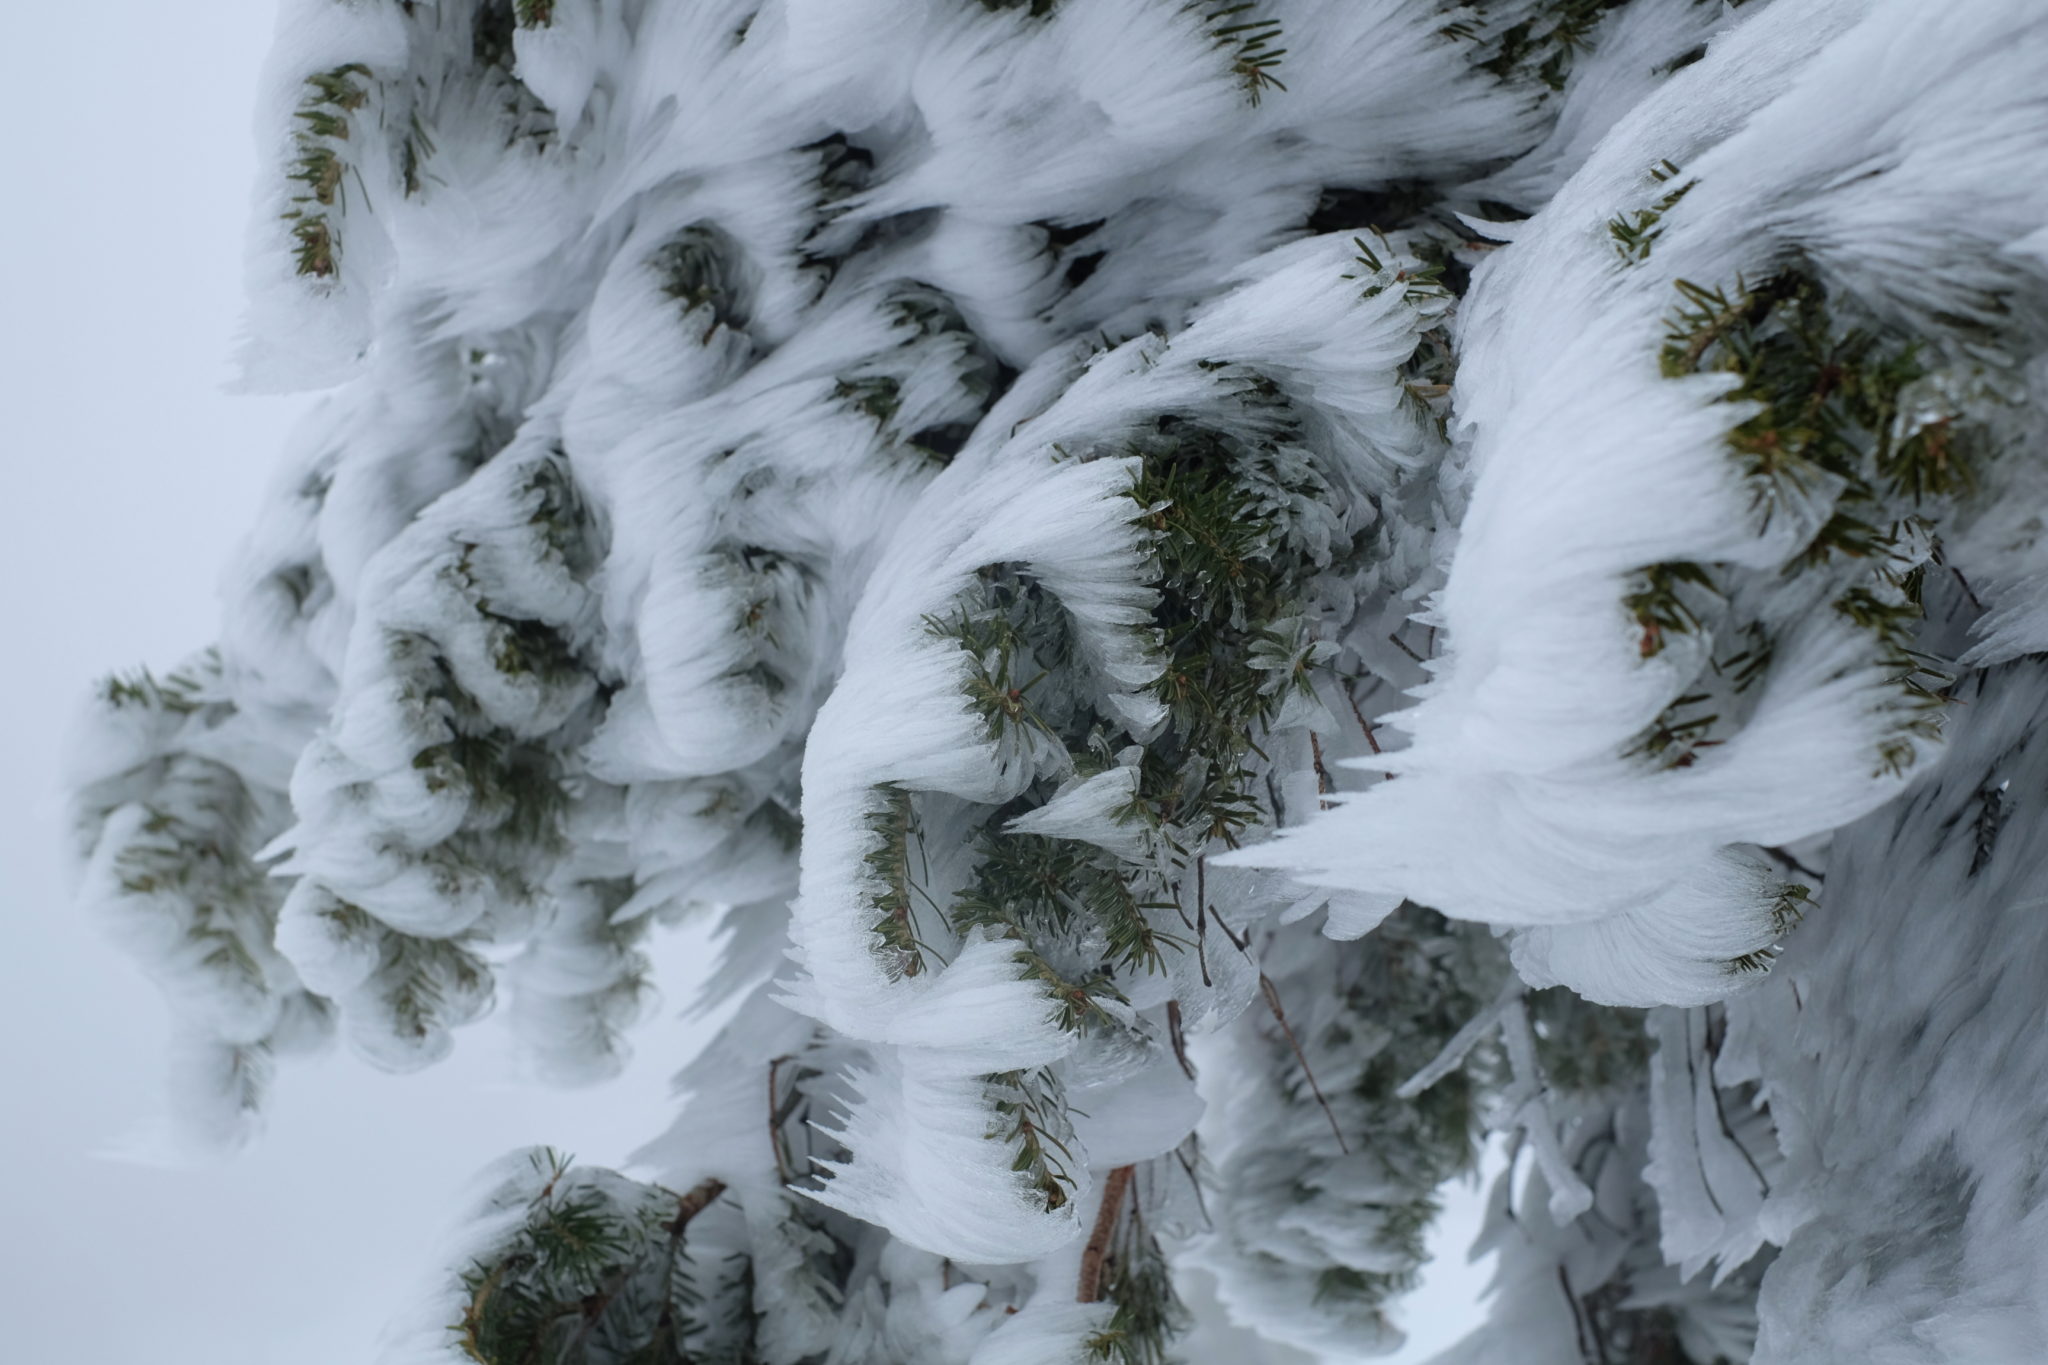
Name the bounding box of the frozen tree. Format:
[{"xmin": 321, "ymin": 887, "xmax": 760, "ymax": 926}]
[{"xmin": 68, "ymin": 0, "xmax": 2048, "ymax": 1361}]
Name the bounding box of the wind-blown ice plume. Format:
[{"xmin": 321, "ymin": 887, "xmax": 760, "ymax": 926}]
[
  {"xmin": 780, "ymin": 234, "xmax": 1461, "ymax": 1358},
  {"xmin": 1717, "ymin": 660, "xmax": 2048, "ymax": 1365},
  {"xmin": 68, "ymin": 654, "xmax": 333, "ymax": 1142},
  {"xmin": 1235, "ymin": 0, "xmax": 2048, "ymax": 1009}
]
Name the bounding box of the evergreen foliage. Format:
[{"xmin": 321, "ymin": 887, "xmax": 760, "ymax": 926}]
[
  {"xmin": 74, "ymin": 2, "xmax": 2048, "ymax": 1362},
  {"xmin": 453, "ymin": 1151, "xmax": 745, "ymax": 1365},
  {"xmin": 1194, "ymin": 905, "xmax": 1512, "ymax": 1356}
]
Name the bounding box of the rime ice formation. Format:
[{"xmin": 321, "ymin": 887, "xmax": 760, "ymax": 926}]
[
  {"xmin": 68, "ymin": 1, "xmax": 2048, "ymax": 1361},
  {"xmin": 1722, "ymin": 662, "xmax": 2048, "ymax": 1365},
  {"xmin": 1235, "ymin": 0, "xmax": 2048, "ymax": 1009}
]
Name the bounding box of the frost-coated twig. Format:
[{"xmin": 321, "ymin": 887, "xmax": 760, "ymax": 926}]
[
  {"xmin": 1497, "ymin": 995, "xmax": 1594, "ymax": 1223},
  {"xmin": 1173, "ymin": 1140, "xmax": 1211, "ymax": 1231},
  {"xmin": 1698, "ymin": 1010, "xmax": 1771, "ymax": 1199},
  {"xmin": 1260, "ymin": 973, "xmax": 1348, "ymax": 1153},
  {"xmin": 1309, "ymin": 732, "xmax": 1335, "ymax": 808},
  {"xmin": 1341, "ymin": 676, "xmax": 1385, "ymax": 761},
  {"xmin": 768, "ymin": 1054, "xmax": 798, "ymax": 1185},
  {"xmin": 1166, "ymin": 999, "xmax": 1196, "ymax": 1081},
  {"xmin": 1396, "ymin": 980, "xmax": 1523, "ymax": 1100},
  {"xmin": 1189, "ymin": 859, "xmax": 1214, "ymax": 986}
]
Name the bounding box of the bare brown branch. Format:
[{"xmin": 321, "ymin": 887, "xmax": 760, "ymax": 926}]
[{"xmin": 1077, "ymin": 1165, "xmax": 1135, "ymax": 1303}]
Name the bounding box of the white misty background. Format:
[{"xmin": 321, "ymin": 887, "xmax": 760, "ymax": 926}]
[{"xmin": 0, "ymin": 5, "xmax": 1490, "ymax": 1362}]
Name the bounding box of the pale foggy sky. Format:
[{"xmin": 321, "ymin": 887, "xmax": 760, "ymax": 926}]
[{"xmin": 0, "ymin": 6, "xmax": 1490, "ymax": 1362}]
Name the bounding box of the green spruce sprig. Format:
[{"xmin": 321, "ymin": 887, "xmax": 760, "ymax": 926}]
[
  {"xmin": 1202, "ymin": 4, "xmax": 1288, "ymax": 106},
  {"xmin": 281, "ymin": 64, "xmax": 371, "ymax": 279},
  {"xmin": 1608, "ymin": 161, "xmax": 1695, "ymax": 265},
  {"xmin": 1644, "ymin": 263, "xmax": 1989, "ymax": 773},
  {"xmin": 1459, "ymin": 0, "xmax": 1631, "ymax": 92},
  {"xmin": 985, "ymin": 1068, "xmax": 1081, "ymax": 1212},
  {"xmin": 453, "ymin": 1152, "xmax": 734, "ymax": 1365},
  {"xmin": 862, "ymin": 783, "xmax": 940, "ymax": 980},
  {"xmin": 1625, "ymin": 692, "xmax": 1722, "ymax": 770},
  {"xmin": 1622, "ymin": 561, "xmax": 1717, "ymax": 660}
]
